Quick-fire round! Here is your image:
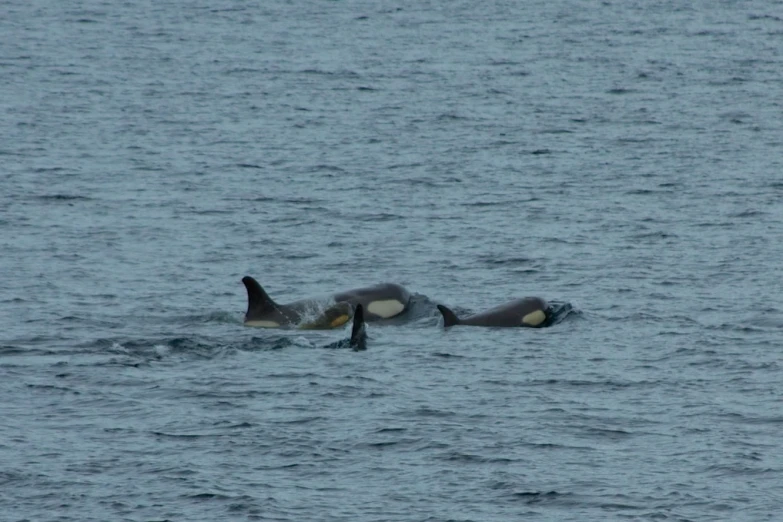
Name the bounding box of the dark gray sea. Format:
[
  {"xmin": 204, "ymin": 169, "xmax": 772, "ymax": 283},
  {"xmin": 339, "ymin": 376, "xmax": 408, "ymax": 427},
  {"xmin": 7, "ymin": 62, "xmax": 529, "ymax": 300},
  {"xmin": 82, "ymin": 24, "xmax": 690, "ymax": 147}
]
[{"xmin": 2, "ymin": 0, "xmax": 783, "ymax": 520}]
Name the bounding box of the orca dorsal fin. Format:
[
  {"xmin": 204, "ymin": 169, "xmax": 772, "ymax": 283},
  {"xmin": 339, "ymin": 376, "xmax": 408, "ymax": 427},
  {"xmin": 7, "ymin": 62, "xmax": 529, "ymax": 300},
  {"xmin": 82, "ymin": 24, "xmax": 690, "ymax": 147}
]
[
  {"xmin": 437, "ymin": 304, "xmax": 461, "ymax": 327},
  {"xmin": 242, "ymin": 276, "xmax": 278, "ymax": 319},
  {"xmin": 350, "ymin": 304, "xmax": 367, "ymax": 351}
]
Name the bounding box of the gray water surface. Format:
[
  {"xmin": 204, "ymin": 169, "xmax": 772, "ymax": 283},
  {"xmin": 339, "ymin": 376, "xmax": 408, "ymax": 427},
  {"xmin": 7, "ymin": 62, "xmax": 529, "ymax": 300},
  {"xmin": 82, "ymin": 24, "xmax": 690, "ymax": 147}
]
[{"xmin": 2, "ymin": 1, "xmax": 783, "ymax": 520}]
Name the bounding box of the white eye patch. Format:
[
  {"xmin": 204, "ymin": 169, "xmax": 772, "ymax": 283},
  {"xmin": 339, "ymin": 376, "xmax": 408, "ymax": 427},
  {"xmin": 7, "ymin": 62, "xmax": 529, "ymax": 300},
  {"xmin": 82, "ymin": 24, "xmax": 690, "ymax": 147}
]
[
  {"xmin": 521, "ymin": 310, "xmax": 545, "ymax": 326},
  {"xmin": 366, "ymin": 299, "xmax": 406, "ymax": 318}
]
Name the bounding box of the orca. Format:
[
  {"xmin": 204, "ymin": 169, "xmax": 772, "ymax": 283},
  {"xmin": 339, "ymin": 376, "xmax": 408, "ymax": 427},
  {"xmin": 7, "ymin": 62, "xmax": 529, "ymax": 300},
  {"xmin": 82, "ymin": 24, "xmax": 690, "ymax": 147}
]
[
  {"xmin": 349, "ymin": 303, "xmax": 367, "ymax": 351},
  {"xmin": 437, "ymin": 297, "xmax": 552, "ymax": 328},
  {"xmin": 241, "ymin": 276, "xmax": 410, "ymax": 328},
  {"xmin": 321, "ymin": 303, "xmax": 368, "ymax": 350},
  {"xmin": 331, "ymin": 283, "xmax": 411, "ymax": 321}
]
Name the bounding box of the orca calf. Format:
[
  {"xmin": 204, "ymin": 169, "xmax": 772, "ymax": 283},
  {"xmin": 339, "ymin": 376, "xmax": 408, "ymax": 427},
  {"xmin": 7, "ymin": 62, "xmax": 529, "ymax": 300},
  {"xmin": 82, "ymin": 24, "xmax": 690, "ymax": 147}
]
[
  {"xmin": 437, "ymin": 297, "xmax": 552, "ymax": 328},
  {"xmin": 242, "ymin": 276, "xmax": 410, "ymax": 328}
]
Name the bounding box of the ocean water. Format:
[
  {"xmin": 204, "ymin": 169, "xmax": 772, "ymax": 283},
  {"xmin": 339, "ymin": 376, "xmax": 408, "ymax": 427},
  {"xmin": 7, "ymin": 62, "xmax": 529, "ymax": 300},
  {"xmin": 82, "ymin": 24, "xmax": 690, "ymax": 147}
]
[{"xmin": 2, "ymin": 0, "xmax": 783, "ymax": 520}]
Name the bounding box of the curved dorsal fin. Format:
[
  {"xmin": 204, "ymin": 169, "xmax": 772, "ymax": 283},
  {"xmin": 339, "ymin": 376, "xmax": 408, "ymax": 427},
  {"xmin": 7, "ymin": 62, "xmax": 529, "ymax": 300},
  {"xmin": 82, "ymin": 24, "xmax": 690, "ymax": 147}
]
[
  {"xmin": 242, "ymin": 276, "xmax": 277, "ymax": 319},
  {"xmin": 350, "ymin": 304, "xmax": 367, "ymax": 351},
  {"xmin": 436, "ymin": 304, "xmax": 461, "ymax": 327}
]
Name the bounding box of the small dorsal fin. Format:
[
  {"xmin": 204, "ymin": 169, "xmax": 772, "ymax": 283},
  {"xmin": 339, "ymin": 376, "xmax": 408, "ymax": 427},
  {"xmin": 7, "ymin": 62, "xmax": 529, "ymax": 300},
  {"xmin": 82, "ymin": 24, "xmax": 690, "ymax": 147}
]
[
  {"xmin": 242, "ymin": 276, "xmax": 278, "ymax": 319},
  {"xmin": 350, "ymin": 304, "xmax": 367, "ymax": 351},
  {"xmin": 437, "ymin": 304, "xmax": 461, "ymax": 327}
]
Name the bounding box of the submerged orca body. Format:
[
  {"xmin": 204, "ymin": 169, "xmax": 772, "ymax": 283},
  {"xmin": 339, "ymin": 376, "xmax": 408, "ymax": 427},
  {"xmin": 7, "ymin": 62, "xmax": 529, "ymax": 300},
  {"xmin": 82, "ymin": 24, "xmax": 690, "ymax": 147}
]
[
  {"xmin": 241, "ymin": 276, "xmax": 411, "ymax": 328},
  {"xmin": 437, "ymin": 297, "xmax": 552, "ymax": 328}
]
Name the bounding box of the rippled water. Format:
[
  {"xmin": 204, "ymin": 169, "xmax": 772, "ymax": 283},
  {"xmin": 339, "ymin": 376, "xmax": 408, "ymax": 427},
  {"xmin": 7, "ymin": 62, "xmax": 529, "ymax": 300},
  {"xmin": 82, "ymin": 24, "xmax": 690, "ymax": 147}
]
[{"xmin": 2, "ymin": 0, "xmax": 783, "ymax": 520}]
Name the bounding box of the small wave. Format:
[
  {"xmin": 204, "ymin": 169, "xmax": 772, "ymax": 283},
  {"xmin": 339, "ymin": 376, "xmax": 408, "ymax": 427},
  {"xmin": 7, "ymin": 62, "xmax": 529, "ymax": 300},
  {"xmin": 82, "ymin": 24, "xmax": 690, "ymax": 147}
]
[
  {"xmin": 360, "ymin": 440, "xmax": 409, "ymax": 449},
  {"xmin": 388, "ymin": 162, "xmax": 425, "ymax": 170},
  {"xmin": 375, "ymin": 427, "xmax": 406, "ymax": 433},
  {"xmin": 0, "ymin": 345, "xmax": 27, "ymax": 356},
  {"xmin": 462, "ymin": 200, "xmax": 513, "ymax": 208},
  {"xmin": 25, "ymin": 383, "xmax": 79, "ymax": 394},
  {"xmin": 400, "ymin": 407, "xmax": 456, "ymax": 418},
  {"xmin": 306, "ymin": 164, "xmax": 346, "ymax": 173},
  {"xmin": 525, "ymin": 377, "xmax": 661, "ymax": 390},
  {"xmin": 188, "ymin": 492, "xmax": 244, "ymax": 500},
  {"xmin": 31, "ymin": 166, "xmax": 65, "ymax": 172},
  {"xmin": 212, "ymin": 421, "xmax": 255, "ymax": 430},
  {"xmin": 703, "ymin": 463, "xmax": 778, "ymax": 477},
  {"xmin": 237, "ymin": 336, "xmax": 310, "ymax": 352},
  {"xmin": 580, "ymin": 427, "xmax": 634, "ymax": 440},
  {"xmin": 224, "ymin": 67, "xmax": 262, "ymax": 75},
  {"xmin": 436, "ymin": 112, "xmax": 471, "ymax": 121},
  {"xmin": 391, "ymin": 176, "xmax": 461, "ymax": 187},
  {"xmin": 477, "ymin": 254, "xmax": 534, "ymax": 266},
  {"xmin": 271, "ymin": 416, "xmax": 325, "ymax": 425},
  {"xmin": 748, "ymin": 14, "xmax": 783, "ymax": 22},
  {"xmin": 431, "ymin": 352, "xmax": 465, "ymax": 358},
  {"xmin": 151, "ymin": 431, "xmax": 208, "ymax": 439},
  {"xmin": 714, "ymin": 412, "xmax": 783, "ymax": 425},
  {"xmin": 729, "ymin": 209, "xmax": 766, "ymax": 218},
  {"xmin": 630, "ymin": 231, "xmax": 677, "ymax": 239},
  {"xmin": 537, "ymin": 128, "xmax": 573, "ymax": 135},
  {"xmin": 34, "ymin": 194, "xmax": 91, "ymax": 201},
  {"xmin": 440, "ymin": 451, "xmax": 516, "ymax": 464},
  {"xmin": 511, "ymin": 490, "xmax": 644, "ymax": 511},
  {"xmin": 356, "ymin": 212, "xmax": 404, "ymax": 222},
  {"xmin": 625, "ymin": 188, "xmax": 665, "ymax": 195},
  {"xmin": 511, "ymin": 490, "xmax": 560, "ymax": 500},
  {"xmin": 280, "ymin": 251, "xmax": 319, "ymax": 259}
]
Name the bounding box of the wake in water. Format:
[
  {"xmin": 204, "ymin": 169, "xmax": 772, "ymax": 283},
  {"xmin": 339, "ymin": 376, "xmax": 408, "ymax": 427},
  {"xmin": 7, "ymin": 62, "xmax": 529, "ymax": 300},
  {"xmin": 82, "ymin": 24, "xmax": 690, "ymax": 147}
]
[{"xmin": 546, "ymin": 301, "xmax": 578, "ymax": 326}]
